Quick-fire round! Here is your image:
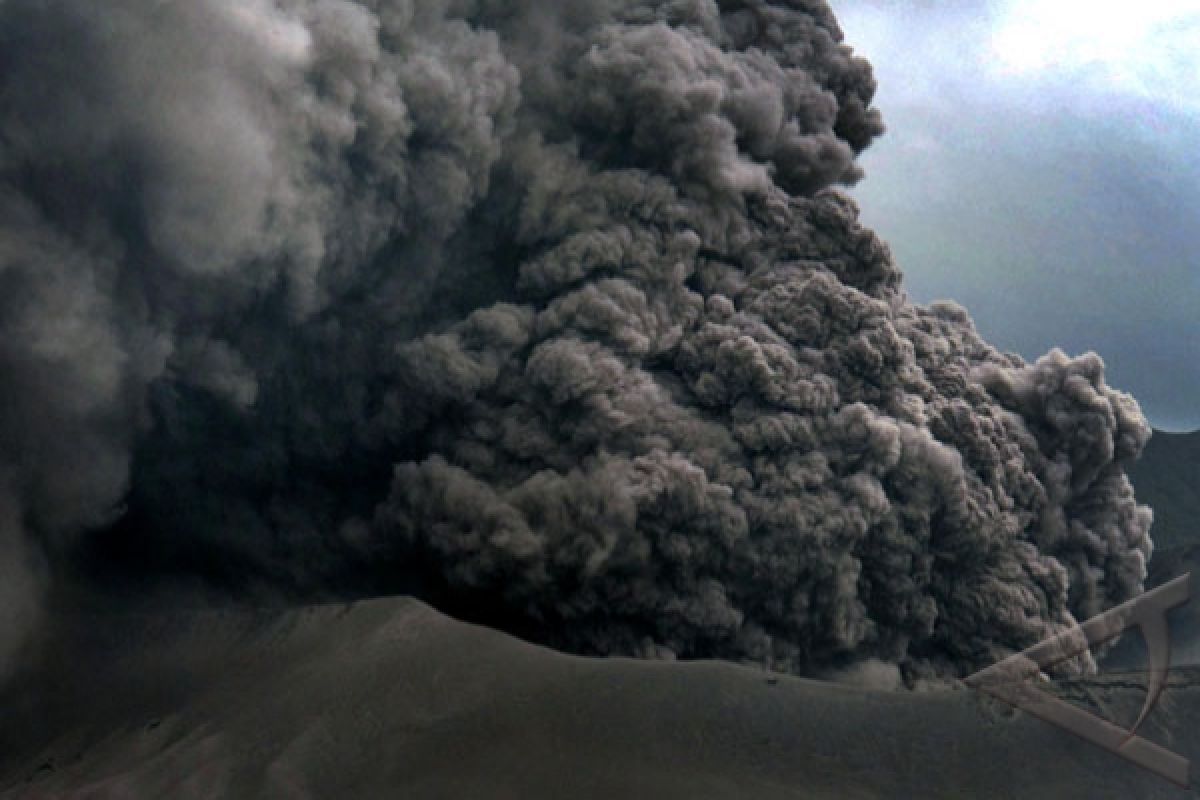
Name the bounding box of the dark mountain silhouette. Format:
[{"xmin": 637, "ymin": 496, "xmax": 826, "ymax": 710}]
[
  {"xmin": 1133, "ymin": 430, "xmax": 1200, "ymax": 553},
  {"xmin": 1103, "ymin": 430, "xmax": 1200, "ymax": 673}
]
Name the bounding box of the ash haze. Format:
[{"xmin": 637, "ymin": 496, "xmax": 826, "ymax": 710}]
[
  {"xmin": 834, "ymin": 0, "xmax": 1200, "ymax": 432},
  {"xmin": 0, "ymin": 0, "xmax": 1156, "ymax": 688}
]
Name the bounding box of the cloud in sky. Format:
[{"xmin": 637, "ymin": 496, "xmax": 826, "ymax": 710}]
[{"xmin": 835, "ymin": 0, "xmax": 1200, "ymax": 432}]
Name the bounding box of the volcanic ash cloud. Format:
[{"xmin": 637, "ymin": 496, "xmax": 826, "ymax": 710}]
[{"xmin": 0, "ymin": 0, "xmax": 1151, "ymax": 680}]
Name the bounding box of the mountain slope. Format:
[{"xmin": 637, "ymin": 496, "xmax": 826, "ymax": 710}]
[{"xmin": 1, "ymin": 597, "xmax": 1196, "ymax": 799}]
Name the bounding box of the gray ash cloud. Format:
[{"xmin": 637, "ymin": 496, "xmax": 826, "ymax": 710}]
[{"xmin": 0, "ymin": 0, "xmax": 1152, "ymax": 680}]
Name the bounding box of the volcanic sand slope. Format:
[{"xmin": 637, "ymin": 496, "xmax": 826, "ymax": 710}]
[{"xmin": 1, "ymin": 597, "xmax": 1197, "ymax": 800}]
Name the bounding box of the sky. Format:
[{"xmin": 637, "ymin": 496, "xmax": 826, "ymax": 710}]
[{"xmin": 832, "ymin": 0, "xmax": 1200, "ymax": 431}]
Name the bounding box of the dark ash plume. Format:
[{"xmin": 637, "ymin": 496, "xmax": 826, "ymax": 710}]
[{"xmin": 0, "ymin": 0, "xmax": 1151, "ymax": 681}]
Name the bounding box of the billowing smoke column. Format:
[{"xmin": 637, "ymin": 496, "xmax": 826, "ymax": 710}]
[{"xmin": 0, "ymin": 0, "xmax": 1152, "ymax": 680}]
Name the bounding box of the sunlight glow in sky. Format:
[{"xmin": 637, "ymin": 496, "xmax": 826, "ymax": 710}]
[{"xmin": 990, "ymin": 0, "xmax": 1200, "ymax": 111}]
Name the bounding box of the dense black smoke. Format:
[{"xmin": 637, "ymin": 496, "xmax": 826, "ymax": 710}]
[{"xmin": 0, "ymin": 0, "xmax": 1152, "ymax": 680}]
